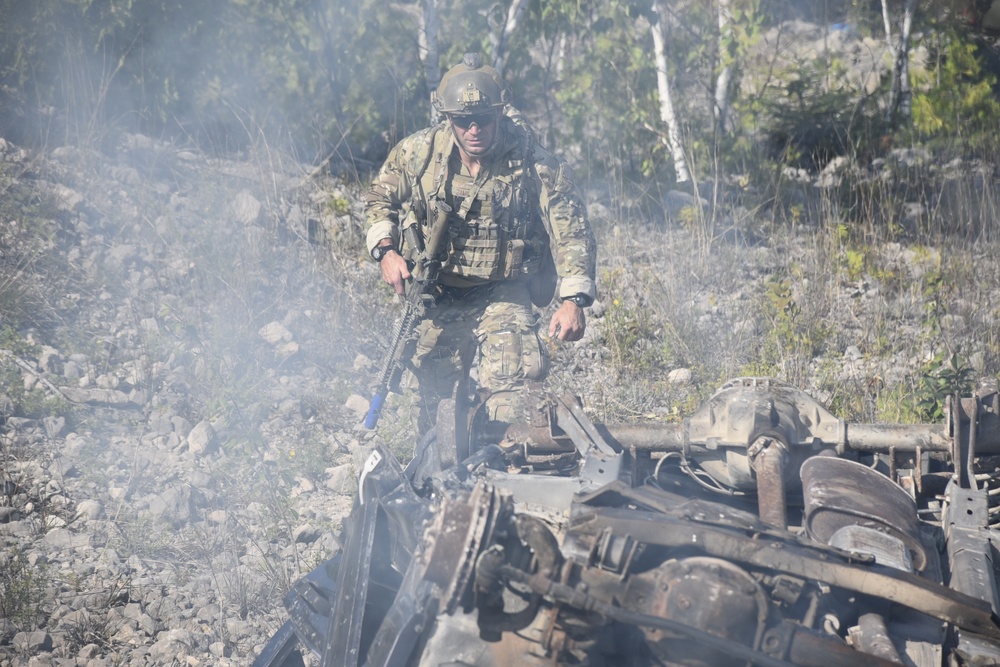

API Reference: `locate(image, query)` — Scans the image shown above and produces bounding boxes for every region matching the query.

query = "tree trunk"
[651,0,690,182]
[423,0,442,124]
[392,0,442,125]
[714,0,733,136]
[490,0,529,77]
[884,0,916,127]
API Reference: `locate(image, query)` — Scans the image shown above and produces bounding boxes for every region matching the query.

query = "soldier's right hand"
[380,251,411,296]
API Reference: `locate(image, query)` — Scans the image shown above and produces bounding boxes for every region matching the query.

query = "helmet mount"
[433,52,509,116]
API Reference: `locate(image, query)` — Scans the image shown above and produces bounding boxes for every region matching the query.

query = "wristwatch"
[371,244,398,262]
[563,294,591,308]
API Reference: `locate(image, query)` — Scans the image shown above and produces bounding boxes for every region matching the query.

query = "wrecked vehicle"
[251,377,1000,666]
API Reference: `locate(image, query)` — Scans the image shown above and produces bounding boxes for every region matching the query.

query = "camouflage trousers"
[402,280,549,435]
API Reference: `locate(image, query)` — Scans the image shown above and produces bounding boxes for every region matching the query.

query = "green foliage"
[915,350,975,420]
[598,267,671,376]
[0,546,48,628]
[756,273,829,384]
[910,27,1000,150]
[753,55,886,169]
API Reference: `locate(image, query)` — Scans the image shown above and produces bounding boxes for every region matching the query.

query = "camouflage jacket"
[365,116,596,302]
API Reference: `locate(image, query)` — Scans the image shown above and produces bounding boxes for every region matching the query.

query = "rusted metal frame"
[749,436,789,529]
[569,506,1000,640]
[553,394,617,457]
[762,619,903,667]
[497,564,802,667]
[943,476,1000,663]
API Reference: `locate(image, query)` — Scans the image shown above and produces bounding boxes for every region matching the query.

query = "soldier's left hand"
[549,301,586,342]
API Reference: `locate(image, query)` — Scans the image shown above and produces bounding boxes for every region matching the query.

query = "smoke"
[0,1,323,156]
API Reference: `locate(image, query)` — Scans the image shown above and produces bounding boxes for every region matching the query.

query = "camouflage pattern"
[365,113,595,430]
[401,281,548,433]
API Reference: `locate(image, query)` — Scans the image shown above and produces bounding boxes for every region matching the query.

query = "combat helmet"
[433,53,509,115]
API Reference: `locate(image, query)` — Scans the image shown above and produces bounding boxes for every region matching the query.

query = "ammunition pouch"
[502,240,526,279]
[501,238,556,306]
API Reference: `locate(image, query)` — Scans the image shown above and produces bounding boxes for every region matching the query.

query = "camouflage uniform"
[365,115,596,431]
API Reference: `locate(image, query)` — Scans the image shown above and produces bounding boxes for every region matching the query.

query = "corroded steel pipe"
[750,437,788,530]
[596,423,686,451]
[496,422,961,456]
[845,424,950,453]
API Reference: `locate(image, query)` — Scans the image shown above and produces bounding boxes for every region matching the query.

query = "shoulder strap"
[407,125,440,186]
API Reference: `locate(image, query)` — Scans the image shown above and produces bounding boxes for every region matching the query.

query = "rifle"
[364,200,453,429]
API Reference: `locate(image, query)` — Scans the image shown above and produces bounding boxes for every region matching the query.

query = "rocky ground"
[0,117,998,667]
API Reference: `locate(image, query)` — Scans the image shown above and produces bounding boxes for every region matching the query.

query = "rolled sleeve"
[366,221,397,255]
[532,154,597,302]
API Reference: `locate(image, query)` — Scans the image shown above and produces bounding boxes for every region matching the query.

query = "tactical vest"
[404,120,547,287]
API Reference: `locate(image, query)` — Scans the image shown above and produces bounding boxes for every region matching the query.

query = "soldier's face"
[448,111,499,158]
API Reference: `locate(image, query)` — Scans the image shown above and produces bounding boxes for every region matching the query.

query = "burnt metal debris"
[251,377,1000,667]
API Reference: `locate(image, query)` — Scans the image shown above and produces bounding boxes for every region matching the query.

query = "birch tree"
[882,0,917,127]
[488,0,529,77]
[392,0,443,124]
[650,0,690,182]
[714,0,734,136]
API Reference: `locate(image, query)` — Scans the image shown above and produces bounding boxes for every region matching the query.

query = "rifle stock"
[364,201,453,429]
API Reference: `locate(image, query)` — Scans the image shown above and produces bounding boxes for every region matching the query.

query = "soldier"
[365,52,597,433]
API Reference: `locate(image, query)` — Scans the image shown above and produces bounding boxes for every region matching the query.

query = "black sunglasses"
[449,112,498,130]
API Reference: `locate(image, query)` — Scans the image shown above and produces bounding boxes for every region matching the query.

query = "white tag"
[358,450,383,505]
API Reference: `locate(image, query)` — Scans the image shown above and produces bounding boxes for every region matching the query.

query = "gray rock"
[0,618,17,642]
[43,416,66,438]
[147,628,197,665]
[188,470,214,489]
[667,368,693,385]
[275,341,301,359]
[42,528,92,549]
[60,388,132,408]
[12,630,52,654]
[258,321,293,345]
[107,244,137,265]
[293,524,321,544]
[206,509,228,525]
[229,190,262,226]
[75,499,105,521]
[0,393,13,417]
[51,183,85,213]
[38,347,63,375]
[76,644,100,661]
[62,360,82,379]
[148,411,174,437]
[325,464,356,495]
[187,420,218,457]
[344,394,370,417]
[146,485,195,525]
[171,416,193,438]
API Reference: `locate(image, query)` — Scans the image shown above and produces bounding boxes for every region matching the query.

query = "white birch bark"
[651,0,690,182]
[423,0,442,124]
[489,0,529,77]
[883,0,916,125]
[392,0,442,124]
[714,0,733,135]
[898,0,915,119]
[555,33,568,81]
